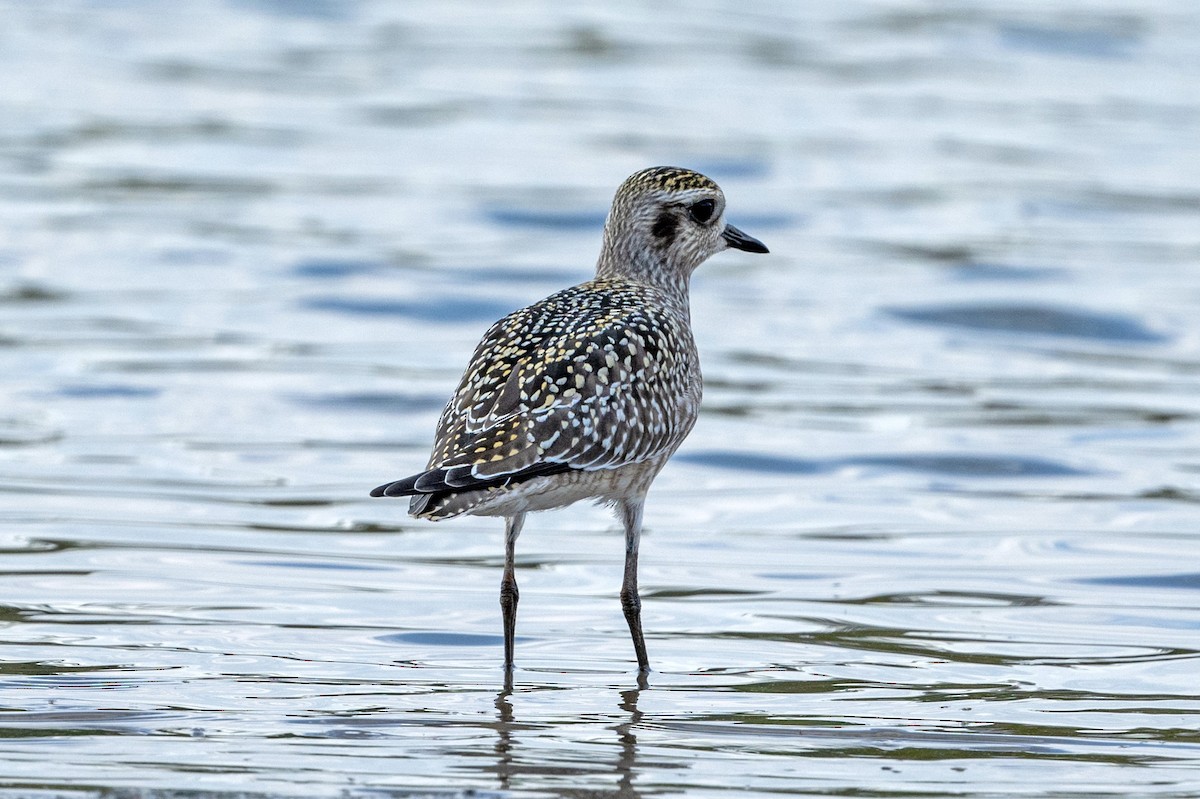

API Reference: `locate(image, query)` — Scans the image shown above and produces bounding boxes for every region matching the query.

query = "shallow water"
[2,0,1200,796]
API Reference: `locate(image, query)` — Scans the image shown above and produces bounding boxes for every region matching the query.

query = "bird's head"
[597,166,768,288]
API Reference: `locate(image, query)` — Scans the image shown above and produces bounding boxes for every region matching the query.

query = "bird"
[370,166,768,673]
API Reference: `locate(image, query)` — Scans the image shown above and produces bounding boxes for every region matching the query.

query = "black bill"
[723,224,769,254]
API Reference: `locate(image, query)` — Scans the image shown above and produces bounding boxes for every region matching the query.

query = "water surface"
[2,1,1200,796]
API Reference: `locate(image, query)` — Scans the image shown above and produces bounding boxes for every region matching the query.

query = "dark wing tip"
[371,461,576,500]
[370,472,423,498]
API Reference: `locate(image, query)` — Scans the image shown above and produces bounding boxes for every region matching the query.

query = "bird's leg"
[617,497,650,671]
[500,513,525,670]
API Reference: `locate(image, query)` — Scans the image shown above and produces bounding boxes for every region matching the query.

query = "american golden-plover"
[371,166,768,672]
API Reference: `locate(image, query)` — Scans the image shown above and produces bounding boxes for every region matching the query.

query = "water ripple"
[2,1,1200,796]
[997,22,1141,59]
[301,295,515,323]
[290,259,384,279]
[887,304,1168,343]
[678,450,1089,477]
[1079,573,1200,590]
[286,391,446,414]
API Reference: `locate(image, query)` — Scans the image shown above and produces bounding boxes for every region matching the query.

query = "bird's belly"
[469,460,666,517]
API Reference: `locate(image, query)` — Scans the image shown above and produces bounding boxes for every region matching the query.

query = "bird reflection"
[490,673,648,797]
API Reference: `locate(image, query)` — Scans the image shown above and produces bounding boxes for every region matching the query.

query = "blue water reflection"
[887,304,1168,343]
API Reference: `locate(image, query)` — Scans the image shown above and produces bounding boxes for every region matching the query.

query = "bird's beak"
[723,224,769,254]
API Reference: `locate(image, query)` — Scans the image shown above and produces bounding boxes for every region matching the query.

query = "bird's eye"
[688,199,716,225]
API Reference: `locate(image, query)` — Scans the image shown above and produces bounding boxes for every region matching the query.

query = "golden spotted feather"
[372,278,701,517]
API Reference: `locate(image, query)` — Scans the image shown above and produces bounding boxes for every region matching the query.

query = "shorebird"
[371,166,768,672]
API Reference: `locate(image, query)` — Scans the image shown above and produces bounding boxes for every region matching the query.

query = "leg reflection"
[493,686,515,791]
[491,676,649,797]
[614,674,647,798]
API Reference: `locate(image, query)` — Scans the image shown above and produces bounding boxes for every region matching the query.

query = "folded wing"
[370,282,698,514]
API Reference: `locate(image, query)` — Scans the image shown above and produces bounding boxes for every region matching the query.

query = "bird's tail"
[370,461,575,518]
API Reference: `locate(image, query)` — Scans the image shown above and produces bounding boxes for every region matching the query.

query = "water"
[2,0,1200,796]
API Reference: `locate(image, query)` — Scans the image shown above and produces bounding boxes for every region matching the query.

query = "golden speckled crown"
[621,166,720,194]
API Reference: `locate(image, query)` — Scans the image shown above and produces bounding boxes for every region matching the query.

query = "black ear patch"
[652,211,677,243]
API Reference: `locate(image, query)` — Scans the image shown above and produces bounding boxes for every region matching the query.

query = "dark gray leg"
[500,513,525,670]
[617,497,649,671]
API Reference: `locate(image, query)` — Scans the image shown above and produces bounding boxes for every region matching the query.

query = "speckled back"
[425,278,701,496]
